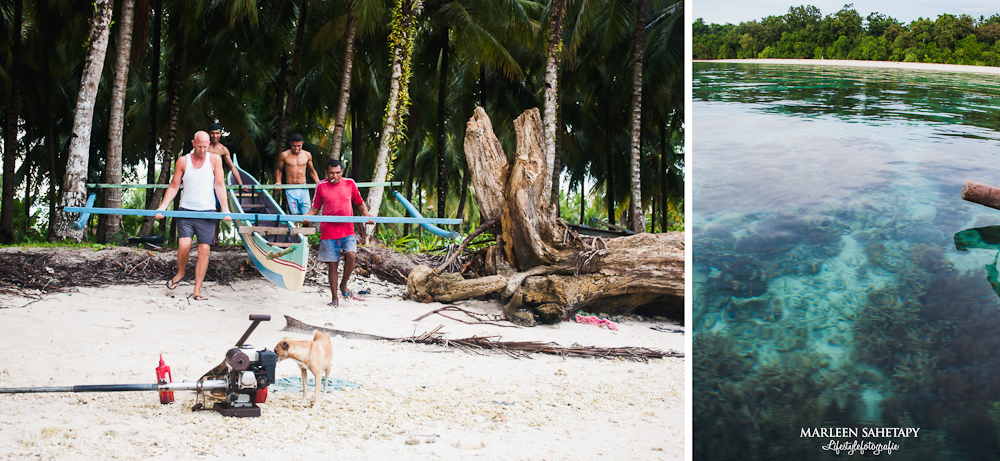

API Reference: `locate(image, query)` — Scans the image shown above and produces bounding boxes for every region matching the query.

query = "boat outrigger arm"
[70,189,464,239]
[66,201,462,229]
[392,190,460,239]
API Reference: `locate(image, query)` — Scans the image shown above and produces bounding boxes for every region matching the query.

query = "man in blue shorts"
[155,131,233,301]
[275,133,320,215]
[301,160,373,307]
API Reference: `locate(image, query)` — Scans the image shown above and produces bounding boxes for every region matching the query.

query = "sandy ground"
[696,58,1000,75]
[0,272,684,460]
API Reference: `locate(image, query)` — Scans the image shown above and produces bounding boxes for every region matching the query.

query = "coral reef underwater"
[694,199,1000,460]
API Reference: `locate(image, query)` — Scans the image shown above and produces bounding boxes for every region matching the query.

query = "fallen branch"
[413,305,520,328]
[283,316,681,361]
[397,326,683,362]
[435,215,501,273]
[283,315,396,341]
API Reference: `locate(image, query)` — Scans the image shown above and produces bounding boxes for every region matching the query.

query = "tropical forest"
[0,0,683,246]
[694,4,1000,65]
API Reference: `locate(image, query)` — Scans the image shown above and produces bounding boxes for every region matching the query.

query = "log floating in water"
[962,180,1000,211]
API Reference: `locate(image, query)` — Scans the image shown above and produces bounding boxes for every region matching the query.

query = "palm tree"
[1,0,23,244]
[627,0,648,232]
[329,8,358,162]
[366,0,423,241]
[98,0,138,243]
[52,0,114,241]
[542,0,568,216]
[275,0,309,156]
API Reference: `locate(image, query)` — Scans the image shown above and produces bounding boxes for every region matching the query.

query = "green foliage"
[694,7,1000,69]
[1,241,113,250]
[373,225,466,253]
[8,198,47,244]
[2,0,681,244]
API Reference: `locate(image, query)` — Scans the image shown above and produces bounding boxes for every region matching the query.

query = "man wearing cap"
[155,131,233,301]
[202,123,245,243]
[275,133,320,215]
[206,123,245,189]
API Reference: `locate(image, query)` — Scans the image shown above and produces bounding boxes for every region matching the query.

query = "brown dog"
[274,330,333,404]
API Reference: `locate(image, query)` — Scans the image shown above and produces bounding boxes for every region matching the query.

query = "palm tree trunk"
[660,122,669,232]
[330,9,357,161]
[549,99,562,208]
[437,26,450,219]
[579,180,584,225]
[46,104,57,242]
[52,0,114,241]
[1,0,23,244]
[351,91,364,179]
[404,136,421,236]
[23,162,32,238]
[456,164,470,230]
[146,0,161,209]
[277,0,308,155]
[605,109,615,225]
[274,55,288,159]
[98,0,136,243]
[542,0,567,216]
[45,21,57,241]
[139,6,182,237]
[628,0,647,233]
[366,0,423,242]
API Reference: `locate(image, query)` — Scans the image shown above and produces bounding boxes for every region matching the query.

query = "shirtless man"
[207,123,245,189]
[275,133,320,215]
[202,123,246,243]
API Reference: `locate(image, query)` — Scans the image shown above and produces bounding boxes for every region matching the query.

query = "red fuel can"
[156,354,175,404]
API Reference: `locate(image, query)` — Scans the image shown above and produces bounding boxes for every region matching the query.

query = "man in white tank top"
[154,131,233,301]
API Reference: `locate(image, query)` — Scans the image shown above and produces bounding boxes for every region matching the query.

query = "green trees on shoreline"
[694,4,1000,66]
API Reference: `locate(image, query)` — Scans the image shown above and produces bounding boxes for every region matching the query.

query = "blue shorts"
[177,208,217,245]
[318,235,357,263]
[285,188,312,215]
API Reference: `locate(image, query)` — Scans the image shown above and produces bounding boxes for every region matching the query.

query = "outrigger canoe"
[227,156,309,292]
[67,160,463,293]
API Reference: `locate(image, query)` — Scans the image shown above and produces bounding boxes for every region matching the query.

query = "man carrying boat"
[206,123,245,190]
[275,133,320,215]
[301,160,373,307]
[155,131,233,301]
[205,123,247,243]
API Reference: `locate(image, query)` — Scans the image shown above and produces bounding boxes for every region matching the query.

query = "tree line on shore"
[694,4,1000,65]
[0,0,683,245]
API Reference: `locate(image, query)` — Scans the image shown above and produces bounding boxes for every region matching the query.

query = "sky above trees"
[695,0,999,26]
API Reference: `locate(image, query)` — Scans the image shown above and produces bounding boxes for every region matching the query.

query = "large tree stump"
[406,265,507,303]
[407,107,685,326]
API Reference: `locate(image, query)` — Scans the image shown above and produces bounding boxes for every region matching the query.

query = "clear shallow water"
[694,63,1000,460]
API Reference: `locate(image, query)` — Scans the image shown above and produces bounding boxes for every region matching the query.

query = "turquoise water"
[694,63,1000,460]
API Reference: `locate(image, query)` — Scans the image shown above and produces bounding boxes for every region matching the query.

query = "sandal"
[328,301,338,308]
[192,295,208,301]
[166,278,180,290]
[341,289,365,302]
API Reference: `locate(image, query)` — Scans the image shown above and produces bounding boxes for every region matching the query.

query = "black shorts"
[177,208,217,245]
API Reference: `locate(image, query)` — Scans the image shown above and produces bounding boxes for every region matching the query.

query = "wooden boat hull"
[227,157,309,292]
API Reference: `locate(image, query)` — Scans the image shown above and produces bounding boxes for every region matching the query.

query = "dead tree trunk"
[407,107,684,326]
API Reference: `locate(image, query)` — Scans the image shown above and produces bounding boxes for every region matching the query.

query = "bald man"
[155,131,233,301]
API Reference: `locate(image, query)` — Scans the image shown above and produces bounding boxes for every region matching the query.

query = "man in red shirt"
[302,160,373,307]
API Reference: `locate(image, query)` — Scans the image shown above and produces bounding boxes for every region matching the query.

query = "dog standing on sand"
[274,330,333,404]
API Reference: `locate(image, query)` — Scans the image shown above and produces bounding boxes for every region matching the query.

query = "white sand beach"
[697,59,1000,76]
[0,252,684,460]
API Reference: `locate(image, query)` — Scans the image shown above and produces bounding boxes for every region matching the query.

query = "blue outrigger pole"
[391,190,460,239]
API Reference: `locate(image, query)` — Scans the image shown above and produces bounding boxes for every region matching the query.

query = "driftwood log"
[406,107,684,326]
